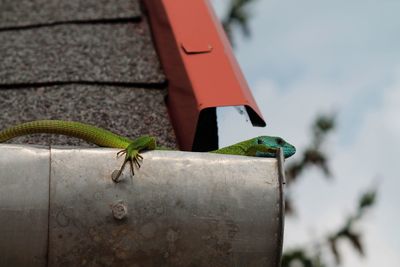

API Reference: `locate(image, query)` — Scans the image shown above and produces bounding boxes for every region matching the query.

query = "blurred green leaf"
[329,237,341,264]
[222,0,257,44]
[282,249,314,267]
[347,231,364,256]
[314,114,335,134]
[359,190,377,210]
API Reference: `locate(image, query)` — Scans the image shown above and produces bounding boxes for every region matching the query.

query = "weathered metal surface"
[276,148,286,267]
[0,144,49,267]
[0,145,284,266]
[48,148,284,267]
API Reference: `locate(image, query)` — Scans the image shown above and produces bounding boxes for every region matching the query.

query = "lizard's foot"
[112,146,143,182]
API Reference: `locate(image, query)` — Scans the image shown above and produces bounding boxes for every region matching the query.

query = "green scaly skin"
[0,120,296,181]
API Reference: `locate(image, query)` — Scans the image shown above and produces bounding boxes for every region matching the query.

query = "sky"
[211,1,400,266]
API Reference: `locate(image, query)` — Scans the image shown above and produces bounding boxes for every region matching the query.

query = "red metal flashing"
[143,0,266,150]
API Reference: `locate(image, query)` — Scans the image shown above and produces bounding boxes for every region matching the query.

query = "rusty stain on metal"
[143,0,266,150]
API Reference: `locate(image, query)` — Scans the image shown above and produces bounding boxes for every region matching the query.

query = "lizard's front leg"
[113,144,143,182]
[112,136,157,182]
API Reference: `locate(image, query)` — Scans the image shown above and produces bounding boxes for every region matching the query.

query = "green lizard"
[0,120,296,181]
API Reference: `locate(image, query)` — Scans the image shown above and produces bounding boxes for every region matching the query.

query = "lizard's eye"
[257,138,263,144]
[276,138,284,145]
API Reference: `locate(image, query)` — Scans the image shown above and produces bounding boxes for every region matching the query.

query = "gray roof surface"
[0,0,141,28]
[0,22,165,84]
[0,0,177,149]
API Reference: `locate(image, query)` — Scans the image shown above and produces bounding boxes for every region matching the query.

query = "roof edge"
[142,0,266,150]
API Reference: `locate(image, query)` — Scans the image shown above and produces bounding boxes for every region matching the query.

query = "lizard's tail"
[0,120,132,149]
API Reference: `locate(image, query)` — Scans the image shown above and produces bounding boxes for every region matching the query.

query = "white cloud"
[232,0,400,84]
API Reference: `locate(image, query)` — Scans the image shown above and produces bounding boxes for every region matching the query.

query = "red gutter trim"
[143,0,266,150]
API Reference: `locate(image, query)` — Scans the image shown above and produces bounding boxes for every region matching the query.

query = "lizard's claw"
[113,147,143,183]
[117,149,126,157]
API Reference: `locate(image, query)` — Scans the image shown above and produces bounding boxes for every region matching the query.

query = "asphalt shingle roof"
[0,0,177,149]
[0,22,165,84]
[0,0,141,28]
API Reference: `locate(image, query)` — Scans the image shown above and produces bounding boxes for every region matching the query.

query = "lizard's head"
[256,136,296,158]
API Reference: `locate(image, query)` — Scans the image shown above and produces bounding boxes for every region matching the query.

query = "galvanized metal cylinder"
[0,145,49,267]
[0,145,285,267]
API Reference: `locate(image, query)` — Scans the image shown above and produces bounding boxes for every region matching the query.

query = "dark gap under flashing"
[0,16,142,32]
[192,107,218,152]
[0,80,168,90]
